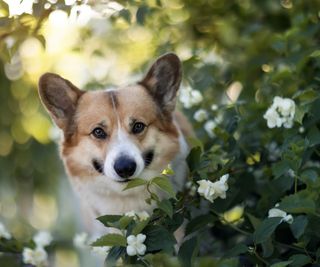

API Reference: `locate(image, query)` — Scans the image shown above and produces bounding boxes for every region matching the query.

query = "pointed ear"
[38,73,84,130]
[139,53,182,114]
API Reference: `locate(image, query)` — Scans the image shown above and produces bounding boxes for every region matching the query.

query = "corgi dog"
[38,53,193,233]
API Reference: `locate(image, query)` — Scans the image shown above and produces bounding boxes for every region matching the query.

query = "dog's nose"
[114,156,137,178]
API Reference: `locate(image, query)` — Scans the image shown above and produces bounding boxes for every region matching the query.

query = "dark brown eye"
[132,122,146,134]
[92,127,107,139]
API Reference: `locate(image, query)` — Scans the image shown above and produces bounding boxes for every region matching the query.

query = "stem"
[274,241,316,256]
[294,174,298,194]
[137,256,151,267]
[254,248,269,266]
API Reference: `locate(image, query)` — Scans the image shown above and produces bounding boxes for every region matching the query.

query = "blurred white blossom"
[126,234,147,256]
[204,120,217,137]
[266,142,281,161]
[3,0,34,17]
[65,0,77,5]
[0,222,11,239]
[91,246,110,257]
[22,247,48,267]
[197,174,229,203]
[264,96,295,128]
[193,109,208,122]
[125,211,149,221]
[137,211,150,221]
[73,232,89,249]
[268,208,293,224]
[211,104,218,111]
[179,86,203,108]
[33,231,52,248]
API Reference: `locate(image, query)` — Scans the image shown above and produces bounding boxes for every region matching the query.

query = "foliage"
[0,0,320,266]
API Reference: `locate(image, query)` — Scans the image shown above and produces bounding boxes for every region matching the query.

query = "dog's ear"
[140,53,182,114]
[38,73,84,130]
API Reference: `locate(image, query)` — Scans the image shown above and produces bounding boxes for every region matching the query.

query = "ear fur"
[38,73,84,130]
[139,53,182,115]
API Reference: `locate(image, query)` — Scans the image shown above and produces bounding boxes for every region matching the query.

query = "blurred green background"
[0,0,319,266]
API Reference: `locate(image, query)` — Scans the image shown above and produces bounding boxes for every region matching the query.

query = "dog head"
[38,53,182,192]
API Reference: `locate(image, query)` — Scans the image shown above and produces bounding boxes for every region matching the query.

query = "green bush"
[0,0,320,266]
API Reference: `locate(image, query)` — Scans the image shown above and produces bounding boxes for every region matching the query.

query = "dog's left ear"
[140,53,182,114]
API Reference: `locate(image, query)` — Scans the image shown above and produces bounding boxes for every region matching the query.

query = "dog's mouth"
[143,150,154,167]
[92,159,104,174]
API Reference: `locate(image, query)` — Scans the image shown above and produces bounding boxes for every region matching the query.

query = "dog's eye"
[92,127,107,139]
[132,122,146,134]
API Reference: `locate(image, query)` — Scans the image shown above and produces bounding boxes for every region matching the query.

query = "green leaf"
[152,176,176,199]
[278,193,316,214]
[123,178,147,191]
[97,215,122,227]
[289,215,308,239]
[293,105,306,124]
[186,214,215,235]
[223,243,247,258]
[187,137,204,152]
[178,237,199,267]
[307,126,320,146]
[309,50,320,58]
[119,216,134,229]
[300,169,320,188]
[132,219,150,235]
[270,260,292,267]
[288,254,311,267]
[118,9,131,23]
[157,199,173,218]
[293,88,318,103]
[136,5,148,25]
[261,238,274,258]
[272,161,290,178]
[186,146,202,172]
[253,217,282,244]
[143,225,176,253]
[105,246,125,266]
[246,213,261,230]
[92,234,126,247]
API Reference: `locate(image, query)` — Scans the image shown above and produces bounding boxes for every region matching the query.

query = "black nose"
[114,156,137,178]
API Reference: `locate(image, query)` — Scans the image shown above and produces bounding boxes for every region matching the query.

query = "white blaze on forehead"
[103,90,145,180]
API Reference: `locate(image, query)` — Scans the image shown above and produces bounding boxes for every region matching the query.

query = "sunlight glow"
[3,0,34,17]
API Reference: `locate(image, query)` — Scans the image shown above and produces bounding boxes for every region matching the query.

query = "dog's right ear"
[38,73,84,130]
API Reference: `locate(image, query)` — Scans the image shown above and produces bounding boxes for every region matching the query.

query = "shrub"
[0,1,320,266]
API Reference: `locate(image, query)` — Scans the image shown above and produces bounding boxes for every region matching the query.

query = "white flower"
[197,180,215,202]
[73,232,89,249]
[179,86,203,109]
[126,234,147,256]
[268,208,293,224]
[204,120,217,137]
[190,90,203,105]
[0,222,11,240]
[193,109,208,122]
[91,246,110,257]
[197,174,229,203]
[3,0,34,17]
[33,231,52,248]
[65,0,77,5]
[136,211,150,221]
[125,211,149,221]
[125,211,136,218]
[211,104,218,111]
[22,247,48,267]
[264,96,295,129]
